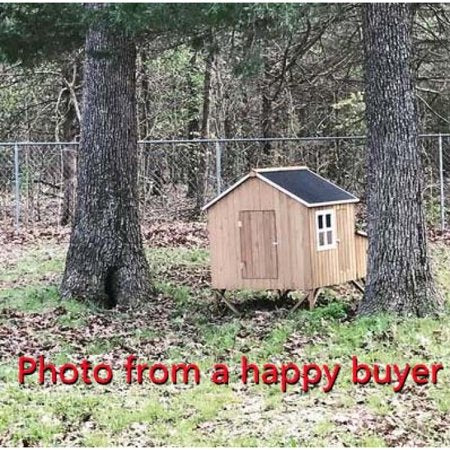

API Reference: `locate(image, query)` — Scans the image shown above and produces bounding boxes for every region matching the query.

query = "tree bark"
[137,50,163,197]
[60,62,80,227]
[201,47,214,139]
[60,17,151,307]
[359,4,442,317]
[60,148,77,226]
[260,55,273,158]
[187,47,214,217]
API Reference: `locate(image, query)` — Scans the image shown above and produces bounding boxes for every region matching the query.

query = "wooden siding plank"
[309,204,358,287]
[239,210,278,279]
[355,233,368,279]
[209,175,355,291]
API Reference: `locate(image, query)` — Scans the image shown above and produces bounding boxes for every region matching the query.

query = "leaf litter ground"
[0,221,449,446]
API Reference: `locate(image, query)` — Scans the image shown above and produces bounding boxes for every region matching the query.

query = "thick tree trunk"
[60,20,151,307]
[359,4,442,317]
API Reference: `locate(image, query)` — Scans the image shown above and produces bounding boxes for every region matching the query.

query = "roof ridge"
[254,165,308,173]
[202,166,359,211]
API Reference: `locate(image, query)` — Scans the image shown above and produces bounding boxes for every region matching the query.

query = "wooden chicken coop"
[203,166,368,312]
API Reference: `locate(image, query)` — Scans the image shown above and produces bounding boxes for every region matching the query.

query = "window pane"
[319,232,324,246]
[326,214,331,228]
[318,215,323,229]
[327,230,333,244]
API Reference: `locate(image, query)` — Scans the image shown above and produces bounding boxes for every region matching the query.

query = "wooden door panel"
[239,210,278,279]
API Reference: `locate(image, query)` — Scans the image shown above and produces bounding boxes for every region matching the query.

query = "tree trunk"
[197,46,214,213]
[187,47,214,218]
[137,49,163,197]
[60,62,80,227]
[359,4,442,317]
[201,47,214,139]
[60,148,77,226]
[260,56,272,159]
[60,18,151,307]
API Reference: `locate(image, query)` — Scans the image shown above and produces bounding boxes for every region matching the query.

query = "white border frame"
[315,208,337,251]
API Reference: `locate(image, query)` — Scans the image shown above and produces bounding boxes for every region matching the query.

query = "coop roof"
[202,166,359,210]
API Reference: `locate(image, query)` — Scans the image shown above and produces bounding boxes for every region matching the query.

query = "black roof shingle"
[203,166,358,210]
[258,168,357,205]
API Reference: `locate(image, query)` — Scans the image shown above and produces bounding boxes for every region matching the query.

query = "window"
[316,209,336,250]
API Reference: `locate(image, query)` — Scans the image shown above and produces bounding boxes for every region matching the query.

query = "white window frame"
[315,209,336,251]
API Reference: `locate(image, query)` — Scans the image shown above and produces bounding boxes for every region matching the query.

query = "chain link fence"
[0,135,448,233]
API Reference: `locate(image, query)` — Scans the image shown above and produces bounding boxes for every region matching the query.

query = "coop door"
[239,210,278,279]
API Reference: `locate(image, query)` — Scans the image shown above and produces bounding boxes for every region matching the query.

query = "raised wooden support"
[307,288,321,310]
[351,280,365,294]
[215,289,240,315]
[291,294,307,312]
[214,288,324,314]
[291,288,320,312]
[278,289,291,301]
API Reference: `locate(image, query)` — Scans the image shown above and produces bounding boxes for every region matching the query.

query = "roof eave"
[203,168,360,211]
[202,174,251,211]
[256,173,359,208]
[307,198,360,207]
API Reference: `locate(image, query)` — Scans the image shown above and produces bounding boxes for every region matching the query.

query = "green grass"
[0,243,449,446]
[366,393,393,416]
[258,321,296,358]
[201,320,242,356]
[0,284,62,312]
[155,280,192,306]
[434,242,450,303]
[148,247,209,273]
[81,432,110,447]
[0,246,64,286]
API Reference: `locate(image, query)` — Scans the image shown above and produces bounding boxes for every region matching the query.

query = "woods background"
[0,3,449,231]
[0,4,449,446]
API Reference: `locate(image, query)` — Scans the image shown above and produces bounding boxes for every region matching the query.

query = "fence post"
[438,134,445,232]
[14,143,20,232]
[215,141,222,196]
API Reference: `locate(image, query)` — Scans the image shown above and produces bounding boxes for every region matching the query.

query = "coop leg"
[302,288,320,310]
[215,289,240,315]
[351,280,365,294]
[291,295,307,312]
[279,290,291,301]
[307,288,321,310]
[291,292,307,312]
